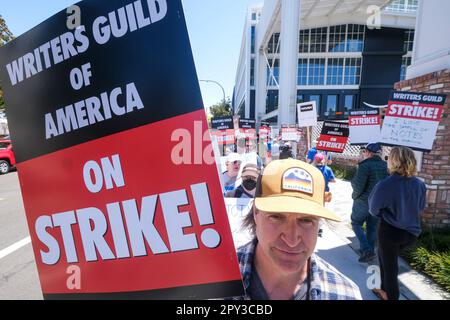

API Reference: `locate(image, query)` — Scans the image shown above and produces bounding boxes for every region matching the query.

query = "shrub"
[402,229,450,294]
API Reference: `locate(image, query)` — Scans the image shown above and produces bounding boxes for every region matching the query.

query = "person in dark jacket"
[351,143,388,263]
[279,142,293,160]
[369,147,426,300]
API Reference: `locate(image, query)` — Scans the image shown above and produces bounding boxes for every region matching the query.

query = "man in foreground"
[230,159,362,300]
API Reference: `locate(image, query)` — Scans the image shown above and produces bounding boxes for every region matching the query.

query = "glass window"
[297,59,308,85]
[250,59,255,86]
[404,30,414,52]
[385,0,418,12]
[346,24,364,52]
[266,90,279,113]
[268,33,280,54]
[308,58,325,85]
[400,56,412,81]
[251,26,256,54]
[297,92,304,104]
[327,58,344,85]
[251,13,257,21]
[325,95,338,117]
[309,95,321,116]
[344,95,355,116]
[299,29,310,53]
[267,59,280,86]
[310,27,327,53]
[344,58,362,85]
[329,25,346,52]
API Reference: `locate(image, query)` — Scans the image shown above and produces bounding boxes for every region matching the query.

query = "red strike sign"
[18,112,242,298]
[387,103,443,121]
[211,129,235,145]
[349,115,381,126]
[317,136,348,153]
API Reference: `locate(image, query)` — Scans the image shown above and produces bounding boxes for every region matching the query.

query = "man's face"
[227,160,241,177]
[254,209,319,274]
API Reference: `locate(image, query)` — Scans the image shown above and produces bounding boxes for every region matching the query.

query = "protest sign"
[380,91,446,151]
[281,127,299,141]
[210,117,235,145]
[0,0,242,299]
[238,118,256,139]
[224,198,252,249]
[349,109,381,145]
[297,101,317,127]
[317,122,349,153]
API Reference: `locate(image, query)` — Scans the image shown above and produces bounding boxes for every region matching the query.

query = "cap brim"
[254,196,342,222]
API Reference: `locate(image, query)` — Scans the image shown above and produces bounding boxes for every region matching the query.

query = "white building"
[233,0,418,126]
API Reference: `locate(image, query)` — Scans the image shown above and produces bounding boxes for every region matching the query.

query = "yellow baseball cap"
[254,159,342,222]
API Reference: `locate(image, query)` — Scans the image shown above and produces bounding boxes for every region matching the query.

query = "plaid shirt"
[229,239,362,300]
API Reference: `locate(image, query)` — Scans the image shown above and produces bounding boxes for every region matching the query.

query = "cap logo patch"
[282,168,313,194]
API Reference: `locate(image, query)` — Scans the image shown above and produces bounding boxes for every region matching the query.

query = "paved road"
[0,172,42,300]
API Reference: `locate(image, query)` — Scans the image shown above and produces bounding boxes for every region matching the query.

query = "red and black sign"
[317,122,349,153]
[0,0,243,300]
[238,118,256,139]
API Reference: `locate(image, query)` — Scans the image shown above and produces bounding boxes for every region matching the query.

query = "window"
[344,58,362,85]
[404,30,414,52]
[327,58,344,85]
[299,29,310,53]
[251,26,256,54]
[344,95,355,116]
[325,95,338,117]
[268,33,280,54]
[297,93,305,104]
[329,25,346,52]
[310,27,327,53]
[385,0,418,12]
[267,59,280,86]
[266,90,279,113]
[251,13,257,21]
[346,25,365,52]
[309,95,321,116]
[308,58,325,85]
[250,59,255,86]
[297,59,308,85]
[400,56,412,81]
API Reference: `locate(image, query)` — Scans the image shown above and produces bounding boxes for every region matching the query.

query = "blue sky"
[1,0,262,110]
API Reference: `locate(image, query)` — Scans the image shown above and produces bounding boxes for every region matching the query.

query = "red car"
[0,139,16,174]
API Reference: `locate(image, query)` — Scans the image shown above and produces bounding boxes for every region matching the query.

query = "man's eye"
[269,215,283,221]
[299,218,314,224]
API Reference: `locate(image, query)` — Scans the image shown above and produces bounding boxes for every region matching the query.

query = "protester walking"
[351,143,388,263]
[369,147,426,300]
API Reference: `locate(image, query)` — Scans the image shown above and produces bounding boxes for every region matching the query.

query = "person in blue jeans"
[351,143,388,263]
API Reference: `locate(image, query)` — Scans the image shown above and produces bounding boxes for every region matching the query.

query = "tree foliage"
[209,97,232,118]
[0,15,14,112]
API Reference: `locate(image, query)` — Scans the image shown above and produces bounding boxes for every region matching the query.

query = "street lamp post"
[199,79,226,103]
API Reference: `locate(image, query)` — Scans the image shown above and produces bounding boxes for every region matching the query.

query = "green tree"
[209,97,232,118]
[0,15,14,112]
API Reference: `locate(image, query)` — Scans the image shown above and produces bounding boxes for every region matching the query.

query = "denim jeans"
[351,199,379,254]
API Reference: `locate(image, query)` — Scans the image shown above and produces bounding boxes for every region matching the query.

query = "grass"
[401,229,450,294]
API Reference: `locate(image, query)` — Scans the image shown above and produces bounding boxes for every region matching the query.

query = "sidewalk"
[324,179,448,300]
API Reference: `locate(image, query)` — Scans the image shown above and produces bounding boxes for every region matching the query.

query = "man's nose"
[281,220,302,247]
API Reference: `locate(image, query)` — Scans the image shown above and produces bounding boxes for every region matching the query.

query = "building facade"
[233,0,417,126]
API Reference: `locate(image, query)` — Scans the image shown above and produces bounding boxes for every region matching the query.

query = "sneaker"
[358,251,376,263]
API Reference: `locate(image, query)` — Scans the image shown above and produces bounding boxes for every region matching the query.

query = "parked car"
[0,139,16,174]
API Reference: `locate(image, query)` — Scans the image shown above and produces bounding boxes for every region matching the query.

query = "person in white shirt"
[221,153,242,195]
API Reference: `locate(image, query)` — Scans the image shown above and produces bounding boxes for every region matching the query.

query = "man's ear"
[253,205,259,223]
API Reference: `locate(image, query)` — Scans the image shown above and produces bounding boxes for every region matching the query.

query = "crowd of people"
[219,140,426,301]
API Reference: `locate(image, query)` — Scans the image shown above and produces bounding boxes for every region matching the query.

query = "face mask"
[242,179,257,191]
